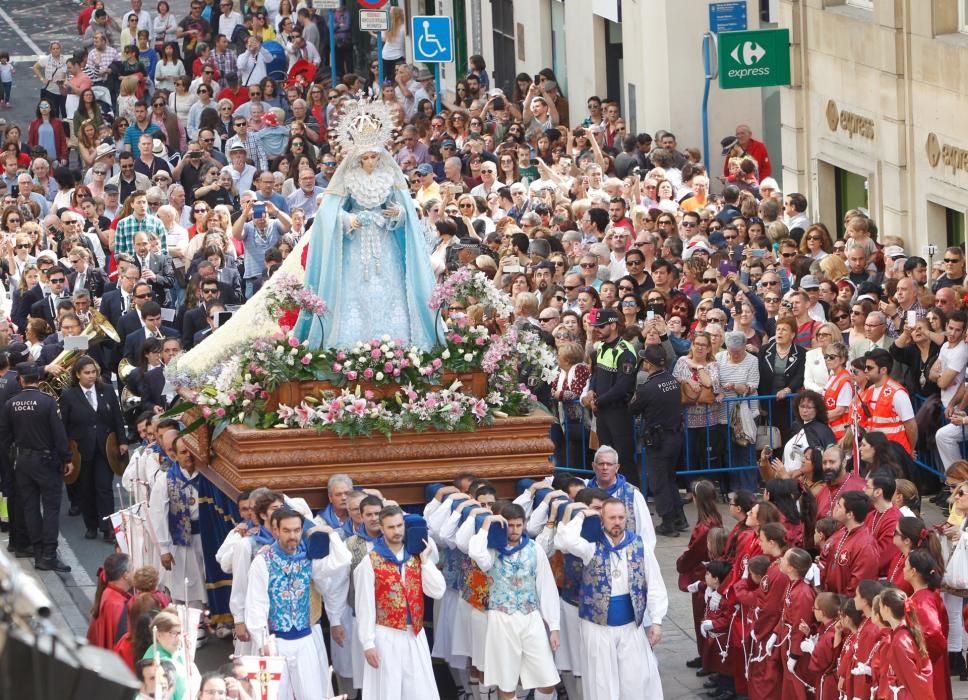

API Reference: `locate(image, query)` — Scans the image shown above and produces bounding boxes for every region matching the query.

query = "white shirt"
[868,383,915,421]
[938,340,968,408]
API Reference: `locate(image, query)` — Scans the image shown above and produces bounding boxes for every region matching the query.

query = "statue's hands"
[382,205,400,219]
[349,216,362,230]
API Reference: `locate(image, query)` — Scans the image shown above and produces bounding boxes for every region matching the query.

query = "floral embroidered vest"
[487,542,538,615]
[614,483,638,533]
[345,535,371,611]
[263,544,312,634]
[440,546,462,591]
[578,536,648,626]
[459,552,490,611]
[370,551,425,635]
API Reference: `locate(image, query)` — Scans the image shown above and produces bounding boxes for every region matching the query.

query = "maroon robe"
[747,559,786,700]
[85,584,132,649]
[851,621,888,700]
[837,628,859,700]
[883,625,936,700]
[911,588,951,700]
[814,474,866,519]
[701,585,736,675]
[886,551,914,595]
[864,505,901,577]
[820,524,879,596]
[806,620,842,700]
[677,518,714,656]
[776,578,816,700]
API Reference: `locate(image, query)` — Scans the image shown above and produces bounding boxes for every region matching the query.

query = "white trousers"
[330,606,355,678]
[470,608,488,669]
[936,422,967,470]
[579,619,662,700]
[277,628,334,700]
[483,610,560,692]
[431,588,466,668]
[555,601,582,675]
[451,598,475,659]
[163,534,206,605]
[944,591,965,652]
[362,625,440,700]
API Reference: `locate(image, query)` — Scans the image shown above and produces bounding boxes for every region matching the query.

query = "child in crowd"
[0,52,13,109]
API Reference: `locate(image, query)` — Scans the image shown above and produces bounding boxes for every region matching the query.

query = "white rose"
[441,349,451,359]
[376,372,384,381]
[464,353,473,362]
[345,360,353,367]
[242,399,251,407]
[380,344,389,353]
[382,335,391,342]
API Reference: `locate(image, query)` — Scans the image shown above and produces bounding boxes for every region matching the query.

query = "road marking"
[0,7,44,57]
[10,55,42,63]
[58,533,96,595]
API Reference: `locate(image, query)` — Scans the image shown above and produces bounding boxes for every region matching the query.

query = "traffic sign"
[316,0,340,9]
[411,15,454,63]
[358,0,389,8]
[709,1,747,33]
[717,28,791,89]
[360,9,389,31]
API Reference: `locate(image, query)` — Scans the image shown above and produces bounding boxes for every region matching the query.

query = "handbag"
[680,381,715,406]
[943,526,968,597]
[730,401,756,446]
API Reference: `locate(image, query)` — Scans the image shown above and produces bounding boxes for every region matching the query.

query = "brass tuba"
[39,310,120,396]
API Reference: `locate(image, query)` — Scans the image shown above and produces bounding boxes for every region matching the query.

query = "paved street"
[6,483,968,700]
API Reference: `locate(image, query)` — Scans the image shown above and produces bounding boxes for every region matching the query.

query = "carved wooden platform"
[182,409,555,508]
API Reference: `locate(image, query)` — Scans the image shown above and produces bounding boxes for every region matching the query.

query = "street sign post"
[411,16,454,113]
[708,1,747,33]
[717,28,791,89]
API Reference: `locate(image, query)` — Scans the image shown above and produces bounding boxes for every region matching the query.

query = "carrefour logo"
[728,40,770,78]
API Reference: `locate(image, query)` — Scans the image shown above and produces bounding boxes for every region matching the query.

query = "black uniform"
[588,335,638,484]
[0,384,72,566]
[0,370,27,553]
[630,367,685,526]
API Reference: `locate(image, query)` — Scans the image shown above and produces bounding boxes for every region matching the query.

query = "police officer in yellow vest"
[581,308,639,485]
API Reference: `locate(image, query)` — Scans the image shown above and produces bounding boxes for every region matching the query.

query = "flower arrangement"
[429,267,514,319]
[169,269,557,440]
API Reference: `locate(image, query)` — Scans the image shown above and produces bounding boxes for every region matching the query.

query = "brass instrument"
[38,310,120,396]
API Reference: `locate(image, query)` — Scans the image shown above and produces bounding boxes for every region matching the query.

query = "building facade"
[780,0,968,255]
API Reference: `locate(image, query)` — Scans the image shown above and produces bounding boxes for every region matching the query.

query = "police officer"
[0,363,75,571]
[630,345,685,536]
[582,308,639,484]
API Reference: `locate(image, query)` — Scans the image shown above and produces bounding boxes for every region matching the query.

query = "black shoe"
[13,547,32,558]
[696,668,715,677]
[686,656,703,668]
[703,677,718,688]
[950,651,965,677]
[68,504,81,517]
[674,517,690,533]
[35,556,71,573]
[84,529,98,540]
[655,522,679,537]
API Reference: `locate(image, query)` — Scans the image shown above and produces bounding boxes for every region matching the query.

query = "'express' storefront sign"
[926,132,968,174]
[825,100,875,139]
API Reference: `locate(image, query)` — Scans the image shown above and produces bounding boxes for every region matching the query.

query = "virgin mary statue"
[293,96,441,350]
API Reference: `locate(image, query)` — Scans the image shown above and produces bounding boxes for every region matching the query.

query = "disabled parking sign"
[411,15,454,63]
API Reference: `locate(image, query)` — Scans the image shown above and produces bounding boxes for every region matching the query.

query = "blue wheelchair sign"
[411,15,454,63]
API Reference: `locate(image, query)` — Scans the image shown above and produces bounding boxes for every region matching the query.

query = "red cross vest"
[824,368,852,440]
[860,378,913,454]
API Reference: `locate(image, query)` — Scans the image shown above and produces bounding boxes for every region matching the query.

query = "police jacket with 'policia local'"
[589,337,637,409]
[629,368,682,430]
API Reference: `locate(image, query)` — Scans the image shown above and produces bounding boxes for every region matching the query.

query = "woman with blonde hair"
[674,330,724,479]
[819,253,849,282]
[117,76,142,123]
[766,220,789,244]
[803,321,843,392]
[380,6,407,78]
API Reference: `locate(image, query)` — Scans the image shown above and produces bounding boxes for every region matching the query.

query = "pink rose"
[383,362,393,373]
[371,348,382,359]
[202,407,212,418]
[288,336,301,347]
[432,358,443,369]
[336,351,346,361]
[394,349,404,358]
[301,354,312,365]
[401,359,410,368]
[475,336,486,346]
[363,368,374,380]
[364,390,375,400]
[333,363,343,372]
[227,392,237,403]
[347,370,358,381]
[215,407,226,417]
[393,369,401,377]
[370,339,380,348]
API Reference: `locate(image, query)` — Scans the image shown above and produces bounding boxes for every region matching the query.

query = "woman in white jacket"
[803,321,842,393]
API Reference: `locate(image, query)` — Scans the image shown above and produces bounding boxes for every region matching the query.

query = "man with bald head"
[728,123,771,180]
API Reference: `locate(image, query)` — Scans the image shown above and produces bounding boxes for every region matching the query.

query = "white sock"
[534,690,556,700]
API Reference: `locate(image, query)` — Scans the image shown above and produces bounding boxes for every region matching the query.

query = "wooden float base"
[182,410,555,508]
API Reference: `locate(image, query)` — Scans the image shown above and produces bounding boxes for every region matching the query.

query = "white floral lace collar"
[343,167,395,209]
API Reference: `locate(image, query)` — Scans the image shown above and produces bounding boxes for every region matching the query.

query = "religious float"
[168,98,556,506]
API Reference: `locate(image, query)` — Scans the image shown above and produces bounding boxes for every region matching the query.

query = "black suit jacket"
[122,326,178,362]
[180,305,208,350]
[59,382,125,462]
[99,290,129,331]
[139,365,170,414]
[193,327,212,347]
[29,295,59,327]
[135,253,176,307]
[217,267,243,305]
[116,309,144,344]
[68,266,109,299]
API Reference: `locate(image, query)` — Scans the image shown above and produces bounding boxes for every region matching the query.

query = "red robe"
[806,621,842,700]
[910,588,951,700]
[723,524,756,592]
[820,524,879,596]
[850,620,888,700]
[815,474,867,519]
[725,532,762,694]
[85,584,132,649]
[747,560,787,700]
[864,505,901,577]
[837,629,859,700]
[776,578,816,700]
[886,551,914,595]
[871,629,893,700]
[701,586,736,675]
[676,518,714,656]
[883,626,936,700]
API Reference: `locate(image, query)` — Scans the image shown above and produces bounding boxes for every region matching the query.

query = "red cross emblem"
[245,658,283,700]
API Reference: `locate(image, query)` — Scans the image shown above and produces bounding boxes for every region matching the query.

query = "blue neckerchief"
[372,536,411,570]
[499,533,530,558]
[252,525,275,546]
[271,540,307,562]
[589,474,627,497]
[354,522,379,543]
[600,529,636,555]
[318,504,348,531]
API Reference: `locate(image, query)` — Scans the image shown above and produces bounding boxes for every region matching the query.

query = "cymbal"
[65,440,81,485]
[106,433,128,476]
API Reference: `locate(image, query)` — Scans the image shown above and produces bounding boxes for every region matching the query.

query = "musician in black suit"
[122,301,177,363]
[192,303,224,347]
[132,232,176,307]
[180,278,222,350]
[116,281,159,345]
[195,260,240,305]
[99,263,142,332]
[59,355,127,541]
[128,337,181,415]
[66,247,109,300]
[29,267,71,328]
[39,313,109,377]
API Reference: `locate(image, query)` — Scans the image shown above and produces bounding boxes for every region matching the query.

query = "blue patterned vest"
[440,546,462,591]
[487,541,539,615]
[560,553,584,607]
[578,534,648,626]
[262,543,313,636]
[589,476,638,533]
